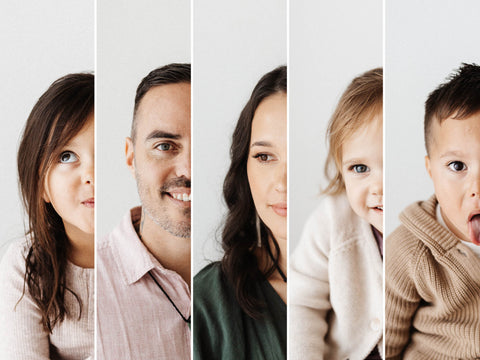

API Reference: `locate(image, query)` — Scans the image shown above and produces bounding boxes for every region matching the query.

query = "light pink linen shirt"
[97,207,191,359]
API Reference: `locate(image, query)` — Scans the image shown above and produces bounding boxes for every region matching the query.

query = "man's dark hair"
[424,63,480,153]
[131,63,191,143]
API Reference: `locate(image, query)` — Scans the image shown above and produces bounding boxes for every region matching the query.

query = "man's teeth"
[171,193,191,202]
[377,206,383,211]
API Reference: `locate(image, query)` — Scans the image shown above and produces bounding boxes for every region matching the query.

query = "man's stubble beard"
[135,170,191,238]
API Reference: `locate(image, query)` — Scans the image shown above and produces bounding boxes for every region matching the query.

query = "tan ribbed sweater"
[0,240,94,359]
[386,195,480,359]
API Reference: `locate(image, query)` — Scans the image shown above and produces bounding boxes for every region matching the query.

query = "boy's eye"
[156,143,172,151]
[351,164,369,173]
[59,151,78,163]
[448,161,467,172]
[253,153,274,162]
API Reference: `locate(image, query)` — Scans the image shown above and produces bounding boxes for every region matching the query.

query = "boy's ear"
[425,155,433,179]
[125,137,136,179]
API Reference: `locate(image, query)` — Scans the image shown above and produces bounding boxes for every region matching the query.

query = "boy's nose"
[470,178,480,198]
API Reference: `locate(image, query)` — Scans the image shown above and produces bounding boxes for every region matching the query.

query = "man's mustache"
[159,177,191,192]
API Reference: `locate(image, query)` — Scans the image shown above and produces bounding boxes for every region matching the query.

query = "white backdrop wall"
[385,0,480,235]
[289,0,382,252]
[193,0,287,274]
[97,0,190,237]
[0,1,94,260]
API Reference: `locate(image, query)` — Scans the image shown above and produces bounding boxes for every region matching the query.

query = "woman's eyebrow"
[145,130,181,141]
[250,141,272,148]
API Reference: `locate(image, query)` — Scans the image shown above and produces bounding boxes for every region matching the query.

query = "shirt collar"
[112,206,165,285]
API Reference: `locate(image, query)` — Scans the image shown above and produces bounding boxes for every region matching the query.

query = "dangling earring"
[256,213,262,247]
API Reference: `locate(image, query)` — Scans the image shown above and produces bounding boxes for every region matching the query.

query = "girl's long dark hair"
[221,65,286,318]
[17,73,94,333]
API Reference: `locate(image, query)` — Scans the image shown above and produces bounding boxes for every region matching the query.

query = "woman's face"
[43,114,95,240]
[247,92,287,242]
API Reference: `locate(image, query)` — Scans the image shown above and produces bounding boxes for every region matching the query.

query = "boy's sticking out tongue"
[468,214,480,246]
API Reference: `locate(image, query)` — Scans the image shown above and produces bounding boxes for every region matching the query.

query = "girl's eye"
[448,161,467,172]
[253,153,273,162]
[157,143,172,151]
[351,164,369,173]
[59,151,78,163]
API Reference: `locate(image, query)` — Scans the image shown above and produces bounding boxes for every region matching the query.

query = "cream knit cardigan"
[290,194,383,360]
[385,195,480,359]
[0,240,94,359]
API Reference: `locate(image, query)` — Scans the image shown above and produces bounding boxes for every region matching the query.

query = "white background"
[97,0,190,237]
[385,0,480,235]
[193,0,287,273]
[0,1,94,260]
[289,0,382,252]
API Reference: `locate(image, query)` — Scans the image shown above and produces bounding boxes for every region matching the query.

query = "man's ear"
[125,137,136,178]
[425,155,432,179]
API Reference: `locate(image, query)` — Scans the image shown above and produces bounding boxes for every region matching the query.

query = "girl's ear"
[42,187,51,203]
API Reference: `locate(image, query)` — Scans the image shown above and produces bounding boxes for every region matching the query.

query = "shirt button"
[370,318,381,332]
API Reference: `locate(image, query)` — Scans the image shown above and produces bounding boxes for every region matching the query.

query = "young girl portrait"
[0,73,94,360]
[290,68,383,360]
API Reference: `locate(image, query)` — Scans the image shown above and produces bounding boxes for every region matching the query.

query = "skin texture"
[125,82,191,285]
[43,115,95,268]
[425,111,480,245]
[341,114,383,233]
[247,92,287,302]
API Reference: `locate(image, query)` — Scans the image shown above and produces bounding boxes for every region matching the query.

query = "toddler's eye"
[351,164,369,173]
[59,151,78,163]
[253,153,274,162]
[156,143,172,151]
[448,161,466,172]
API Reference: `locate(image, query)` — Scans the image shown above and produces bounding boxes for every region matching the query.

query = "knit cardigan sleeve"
[289,203,333,360]
[385,225,423,359]
[0,241,51,359]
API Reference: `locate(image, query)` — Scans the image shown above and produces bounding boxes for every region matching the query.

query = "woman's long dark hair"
[221,65,286,318]
[17,73,94,333]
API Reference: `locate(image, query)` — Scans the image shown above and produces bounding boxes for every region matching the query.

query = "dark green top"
[193,262,286,360]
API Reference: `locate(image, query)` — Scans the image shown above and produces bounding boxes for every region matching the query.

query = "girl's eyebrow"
[342,158,365,166]
[250,141,272,148]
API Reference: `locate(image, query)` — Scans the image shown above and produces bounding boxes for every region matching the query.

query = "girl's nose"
[370,172,383,196]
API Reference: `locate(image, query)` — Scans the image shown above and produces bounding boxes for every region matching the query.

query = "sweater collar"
[399,195,460,256]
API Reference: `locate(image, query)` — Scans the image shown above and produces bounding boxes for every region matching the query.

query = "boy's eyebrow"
[145,130,181,142]
[251,141,273,148]
[439,150,465,158]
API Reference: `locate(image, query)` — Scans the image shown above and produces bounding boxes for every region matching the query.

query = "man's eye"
[448,161,466,172]
[59,151,78,163]
[157,143,171,151]
[351,164,369,173]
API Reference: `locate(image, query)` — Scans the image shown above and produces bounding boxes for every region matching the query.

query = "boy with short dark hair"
[386,63,480,359]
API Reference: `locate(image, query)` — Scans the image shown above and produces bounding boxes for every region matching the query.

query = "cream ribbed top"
[386,195,480,359]
[0,240,94,360]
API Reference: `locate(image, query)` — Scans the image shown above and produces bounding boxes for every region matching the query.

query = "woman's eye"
[254,153,273,162]
[59,151,78,163]
[157,143,172,151]
[448,161,466,172]
[351,164,369,173]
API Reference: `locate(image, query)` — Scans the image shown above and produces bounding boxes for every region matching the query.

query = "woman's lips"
[271,203,287,217]
[82,198,95,209]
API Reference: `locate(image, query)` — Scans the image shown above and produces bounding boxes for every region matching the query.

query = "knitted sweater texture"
[385,195,480,359]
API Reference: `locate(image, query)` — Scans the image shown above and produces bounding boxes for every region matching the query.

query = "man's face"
[127,82,191,238]
[426,111,480,245]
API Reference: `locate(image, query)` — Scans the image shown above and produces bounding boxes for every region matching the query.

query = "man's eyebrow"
[250,141,272,148]
[145,130,181,141]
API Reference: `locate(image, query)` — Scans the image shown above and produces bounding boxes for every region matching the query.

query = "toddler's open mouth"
[468,212,480,246]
